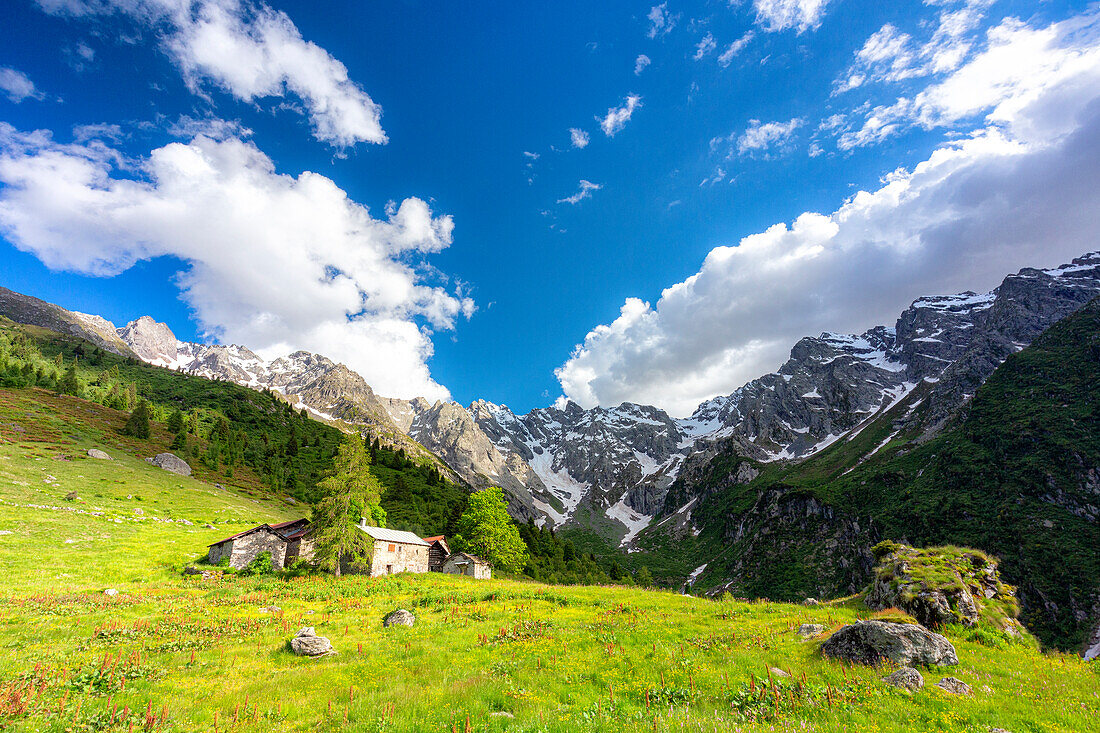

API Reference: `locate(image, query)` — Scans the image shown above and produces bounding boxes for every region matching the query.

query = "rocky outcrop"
[86,449,111,460]
[703,486,878,600]
[822,620,958,666]
[865,543,1018,630]
[146,453,191,476]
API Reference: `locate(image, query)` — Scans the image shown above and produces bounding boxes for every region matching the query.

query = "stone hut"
[441,552,492,580]
[423,535,450,572]
[206,518,313,570]
[348,522,430,576]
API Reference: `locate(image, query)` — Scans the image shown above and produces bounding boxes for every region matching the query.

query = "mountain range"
[4,252,1099,546]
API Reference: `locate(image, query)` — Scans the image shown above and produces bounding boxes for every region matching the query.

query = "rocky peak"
[117,315,180,365]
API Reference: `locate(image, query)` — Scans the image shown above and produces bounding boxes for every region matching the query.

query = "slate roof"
[208,518,309,547]
[447,551,490,566]
[357,524,430,547]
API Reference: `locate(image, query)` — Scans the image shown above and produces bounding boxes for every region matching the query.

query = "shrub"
[239,551,276,577]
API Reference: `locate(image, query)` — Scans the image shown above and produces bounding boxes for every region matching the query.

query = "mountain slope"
[661,296,1100,651]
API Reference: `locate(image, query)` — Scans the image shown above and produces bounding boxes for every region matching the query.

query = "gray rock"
[822,620,958,667]
[87,449,111,460]
[489,712,514,719]
[289,627,334,657]
[768,667,790,678]
[204,524,216,529]
[802,597,821,607]
[183,566,203,576]
[133,508,143,516]
[103,588,119,597]
[146,453,191,476]
[882,667,924,692]
[382,609,416,627]
[64,491,79,501]
[934,677,972,695]
[261,606,282,614]
[798,623,825,639]
[117,316,180,365]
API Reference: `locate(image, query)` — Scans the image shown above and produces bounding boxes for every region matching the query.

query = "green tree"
[58,361,82,397]
[453,487,528,573]
[166,409,185,434]
[122,400,151,439]
[310,435,384,577]
[636,566,653,587]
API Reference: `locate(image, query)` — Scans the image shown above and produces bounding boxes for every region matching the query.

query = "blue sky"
[1,0,1099,416]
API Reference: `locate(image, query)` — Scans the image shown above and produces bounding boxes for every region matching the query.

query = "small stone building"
[347,522,430,576]
[441,552,492,579]
[423,535,450,572]
[206,518,313,570]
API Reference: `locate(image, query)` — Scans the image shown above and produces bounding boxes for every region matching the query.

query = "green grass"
[1,392,1097,731]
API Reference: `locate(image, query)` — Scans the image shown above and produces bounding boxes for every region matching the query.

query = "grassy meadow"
[0,387,1097,732]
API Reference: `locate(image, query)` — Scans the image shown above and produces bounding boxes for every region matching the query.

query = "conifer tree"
[166,409,185,434]
[58,360,82,397]
[310,435,384,577]
[123,400,151,439]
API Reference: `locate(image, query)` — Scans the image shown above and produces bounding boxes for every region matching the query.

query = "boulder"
[882,667,924,692]
[146,453,191,476]
[289,627,335,657]
[87,449,112,460]
[802,597,821,607]
[798,623,825,639]
[822,620,958,666]
[383,609,416,628]
[768,667,790,678]
[934,677,972,695]
[103,588,119,597]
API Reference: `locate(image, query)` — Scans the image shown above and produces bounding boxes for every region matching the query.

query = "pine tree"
[58,361,82,397]
[310,435,384,577]
[122,400,151,439]
[166,409,185,434]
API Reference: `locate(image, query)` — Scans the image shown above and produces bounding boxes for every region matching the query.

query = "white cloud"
[0,67,44,103]
[647,3,678,39]
[0,128,472,400]
[717,32,754,67]
[751,0,831,34]
[699,166,726,186]
[835,2,995,93]
[557,179,602,205]
[838,11,1100,149]
[736,117,803,154]
[634,54,651,75]
[165,114,252,140]
[599,95,642,137]
[569,128,590,149]
[36,0,385,148]
[555,12,1100,415]
[693,33,717,60]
